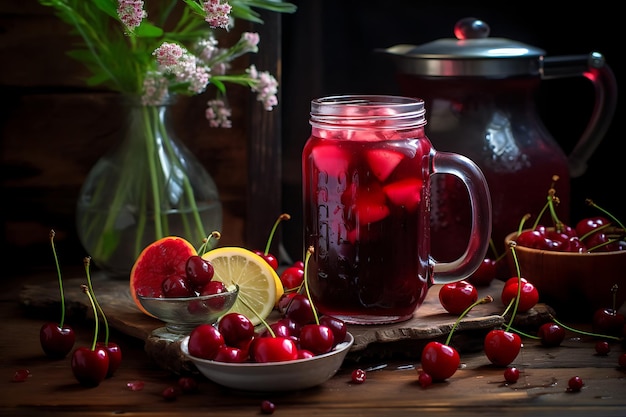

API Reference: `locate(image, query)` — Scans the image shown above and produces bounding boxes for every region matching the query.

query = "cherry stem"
[83,257,110,345]
[263,213,290,255]
[611,284,619,312]
[235,289,275,337]
[505,242,522,331]
[529,175,562,231]
[303,246,320,325]
[81,284,99,351]
[198,231,221,255]
[49,230,66,328]
[444,296,493,346]
[586,199,626,230]
[548,314,621,341]
[488,239,500,259]
[508,326,540,340]
[516,213,532,235]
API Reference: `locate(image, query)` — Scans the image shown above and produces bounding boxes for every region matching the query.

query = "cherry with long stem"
[484,242,524,367]
[254,213,291,270]
[421,296,493,381]
[40,230,75,359]
[84,256,122,377]
[71,285,109,387]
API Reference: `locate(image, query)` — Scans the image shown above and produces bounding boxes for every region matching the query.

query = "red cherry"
[161,385,181,401]
[417,371,432,387]
[299,324,335,355]
[261,399,276,414]
[351,368,367,384]
[199,280,229,310]
[218,312,255,347]
[259,320,293,339]
[484,329,522,367]
[277,293,297,315]
[501,278,539,312]
[618,353,626,368]
[185,255,214,291]
[467,258,497,287]
[96,341,122,377]
[592,307,625,337]
[162,275,194,298]
[504,366,520,383]
[12,369,31,383]
[188,323,225,360]
[275,317,302,338]
[595,340,610,356]
[575,216,610,237]
[40,322,75,359]
[214,346,249,363]
[283,293,315,325]
[252,336,299,363]
[516,229,558,250]
[71,346,109,387]
[421,341,460,381]
[253,249,279,270]
[178,376,199,392]
[567,376,584,392]
[297,349,315,359]
[537,322,565,347]
[319,315,347,344]
[438,280,478,315]
[279,265,304,290]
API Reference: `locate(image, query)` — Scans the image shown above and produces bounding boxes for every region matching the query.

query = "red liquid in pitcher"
[303,128,431,324]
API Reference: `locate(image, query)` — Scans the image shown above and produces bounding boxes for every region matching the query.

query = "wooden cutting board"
[18,271,554,374]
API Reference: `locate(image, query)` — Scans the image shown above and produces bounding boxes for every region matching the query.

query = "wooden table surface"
[2,268,625,417]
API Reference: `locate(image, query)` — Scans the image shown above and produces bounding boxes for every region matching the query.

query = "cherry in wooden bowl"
[504,230,626,318]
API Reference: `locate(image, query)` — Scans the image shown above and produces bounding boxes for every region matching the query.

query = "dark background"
[279,1,622,260]
[1,1,621,270]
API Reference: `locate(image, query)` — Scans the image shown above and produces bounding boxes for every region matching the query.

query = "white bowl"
[180,332,354,391]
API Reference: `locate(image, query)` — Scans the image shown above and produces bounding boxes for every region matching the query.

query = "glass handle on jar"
[430,151,492,284]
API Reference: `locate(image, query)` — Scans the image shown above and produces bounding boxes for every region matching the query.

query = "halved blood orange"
[129,236,197,317]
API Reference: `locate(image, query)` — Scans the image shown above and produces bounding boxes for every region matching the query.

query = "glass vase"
[76,96,223,278]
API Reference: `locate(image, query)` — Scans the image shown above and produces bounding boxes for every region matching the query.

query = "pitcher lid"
[381,17,546,77]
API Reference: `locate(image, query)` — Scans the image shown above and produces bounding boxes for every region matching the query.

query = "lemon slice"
[202,247,280,326]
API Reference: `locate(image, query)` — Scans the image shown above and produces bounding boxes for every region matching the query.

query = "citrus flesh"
[129,236,197,317]
[202,247,279,326]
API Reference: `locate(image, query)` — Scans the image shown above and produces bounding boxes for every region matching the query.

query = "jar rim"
[310,95,426,129]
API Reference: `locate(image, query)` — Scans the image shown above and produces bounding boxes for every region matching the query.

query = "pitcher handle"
[542,52,618,178]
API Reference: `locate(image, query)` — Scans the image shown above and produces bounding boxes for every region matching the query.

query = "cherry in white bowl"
[137,285,239,335]
[180,332,354,391]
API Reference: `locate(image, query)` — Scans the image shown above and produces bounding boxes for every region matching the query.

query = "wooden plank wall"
[1,2,282,275]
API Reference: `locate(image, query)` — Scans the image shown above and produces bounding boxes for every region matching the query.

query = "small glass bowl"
[137,285,239,335]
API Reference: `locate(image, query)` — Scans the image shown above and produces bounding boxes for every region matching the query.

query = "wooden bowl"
[504,230,626,318]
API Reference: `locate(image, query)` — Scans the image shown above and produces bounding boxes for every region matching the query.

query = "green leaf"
[210,78,226,94]
[93,0,119,20]
[181,0,205,16]
[135,21,165,38]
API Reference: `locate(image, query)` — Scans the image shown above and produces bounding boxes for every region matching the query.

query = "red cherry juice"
[303,124,432,324]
